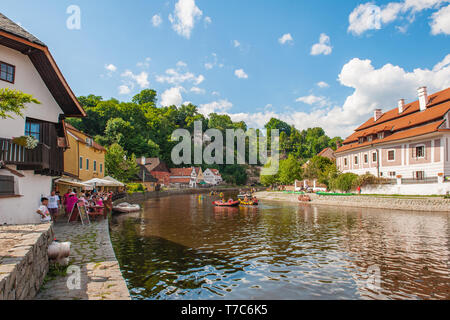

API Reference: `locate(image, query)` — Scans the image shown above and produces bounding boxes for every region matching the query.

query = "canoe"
[113,202,141,213]
[212,200,240,207]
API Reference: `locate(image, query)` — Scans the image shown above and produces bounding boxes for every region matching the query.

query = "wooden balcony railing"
[0,138,58,174]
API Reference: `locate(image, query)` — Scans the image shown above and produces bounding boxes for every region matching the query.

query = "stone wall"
[0,224,54,300]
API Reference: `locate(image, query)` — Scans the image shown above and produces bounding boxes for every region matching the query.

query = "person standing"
[48,190,60,222]
[36,197,51,223]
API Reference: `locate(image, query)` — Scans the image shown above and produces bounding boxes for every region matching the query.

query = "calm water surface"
[109,193,450,300]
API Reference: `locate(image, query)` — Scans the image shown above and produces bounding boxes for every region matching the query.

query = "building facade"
[0,14,85,224]
[336,87,450,190]
[203,169,223,185]
[64,123,106,181]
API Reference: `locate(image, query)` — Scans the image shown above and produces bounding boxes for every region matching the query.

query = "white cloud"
[310,33,332,56]
[233,40,241,47]
[234,69,248,79]
[348,1,450,35]
[156,67,204,85]
[278,33,294,45]
[105,64,117,72]
[212,91,220,96]
[161,87,184,106]
[217,54,450,137]
[118,85,131,95]
[152,14,162,27]
[169,0,203,39]
[317,81,330,88]
[176,61,188,67]
[198,99,233,116]
[121,70,150,88]
[204,63,214,70]
[137,57,151,69]
[204,16,212,25]
[190,87,205,94]
[296,95,329,107]
[431,4,450,34]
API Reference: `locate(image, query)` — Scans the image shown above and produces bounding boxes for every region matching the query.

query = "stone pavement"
[35,219,130,300]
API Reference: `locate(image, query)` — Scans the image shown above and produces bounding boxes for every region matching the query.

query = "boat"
[298,195,312,202]
[113,202,141,213]
[212,200,240,207]
[239,199,259,206]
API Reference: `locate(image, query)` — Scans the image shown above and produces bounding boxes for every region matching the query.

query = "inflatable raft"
[239,199,259,206]
[113,202,141,213]
[212,200,240,207]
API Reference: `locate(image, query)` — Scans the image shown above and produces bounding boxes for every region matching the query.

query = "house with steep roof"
[203,168,223,185]
[318,147,336,161]
[0,13,85,224]
[335,86,450,191]
[63,123,106,181]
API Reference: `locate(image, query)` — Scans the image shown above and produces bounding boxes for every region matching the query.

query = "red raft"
[212,200,240,207]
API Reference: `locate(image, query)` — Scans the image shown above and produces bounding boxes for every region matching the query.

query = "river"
[109,192,450,300]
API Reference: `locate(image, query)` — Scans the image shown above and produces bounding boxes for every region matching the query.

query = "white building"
[336,86,450,195]
[203,168,222,185]
[0,14,86,224]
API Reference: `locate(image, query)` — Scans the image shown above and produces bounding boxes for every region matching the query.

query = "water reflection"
[110,193,450,300]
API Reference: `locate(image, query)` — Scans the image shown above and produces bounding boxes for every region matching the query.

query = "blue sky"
[2,0,450,137]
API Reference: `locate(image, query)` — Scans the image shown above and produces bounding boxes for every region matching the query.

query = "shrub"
[330,173,359,193]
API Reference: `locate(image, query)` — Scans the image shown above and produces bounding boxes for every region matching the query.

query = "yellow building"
[63,123,106,181]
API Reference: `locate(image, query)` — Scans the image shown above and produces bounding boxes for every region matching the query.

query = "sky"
[2,0,450,137]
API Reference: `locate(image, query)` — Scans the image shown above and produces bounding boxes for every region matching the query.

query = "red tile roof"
[169,177,191,184]
[170,168,192,177]
[337,87,450,154]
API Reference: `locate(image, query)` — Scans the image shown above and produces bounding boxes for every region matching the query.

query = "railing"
[112,192,127,202]
[0,138,51,171]
[402,177,439,184]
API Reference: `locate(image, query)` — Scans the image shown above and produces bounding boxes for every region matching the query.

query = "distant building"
[317,147,336,161]
[203,168,223,185]
[0,14,86,224]
[64,123,106,181]
[169,168,192,187]
[133,163,158,191]
[335,87,450,183]
[138,157,171,186]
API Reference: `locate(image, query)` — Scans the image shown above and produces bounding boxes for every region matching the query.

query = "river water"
[109,192,450,300]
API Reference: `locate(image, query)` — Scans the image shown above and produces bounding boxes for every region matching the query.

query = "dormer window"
[0,61,15,83]
[358,137,365,144]
[368,135,373,142]
[377,132,384,140]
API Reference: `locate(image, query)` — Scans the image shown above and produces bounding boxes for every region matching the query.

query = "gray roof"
[0,13,46,46]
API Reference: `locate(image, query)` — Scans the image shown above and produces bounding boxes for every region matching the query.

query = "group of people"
[36,188,114,223]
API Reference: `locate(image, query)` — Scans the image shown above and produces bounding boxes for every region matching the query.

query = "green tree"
[0,88,40,119]
[330,173,359,193]
[132,89,157,105]
[278,155,303,185]
[260,161,279,187]
[105,143,139,182]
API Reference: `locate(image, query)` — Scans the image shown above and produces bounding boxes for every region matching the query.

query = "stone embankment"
[36,220,130,300]
[0,224,54,300]
[255,191,450,212]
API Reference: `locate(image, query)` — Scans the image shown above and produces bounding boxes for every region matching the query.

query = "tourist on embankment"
[47,190,60,222]
[36,197,51,223]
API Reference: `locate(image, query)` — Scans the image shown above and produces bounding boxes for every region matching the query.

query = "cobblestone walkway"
[35,220,130,300]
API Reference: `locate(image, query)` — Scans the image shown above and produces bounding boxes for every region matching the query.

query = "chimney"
[141,156,146,165]
[398,99,405,114]
[418,86,428,111]
[374,109,383,122]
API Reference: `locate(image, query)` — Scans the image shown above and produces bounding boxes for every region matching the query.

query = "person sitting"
[37,197,51,223]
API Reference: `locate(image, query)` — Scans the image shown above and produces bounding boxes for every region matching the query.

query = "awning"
[55,178,93,189]
[103,176,125,187]
[83,178,118,187]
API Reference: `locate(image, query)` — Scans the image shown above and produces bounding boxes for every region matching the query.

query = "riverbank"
[36,220,130,300]
[255,191,450,212]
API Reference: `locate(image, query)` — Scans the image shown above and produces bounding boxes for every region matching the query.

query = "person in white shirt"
[36,197,51,223]
[47,190,60,222]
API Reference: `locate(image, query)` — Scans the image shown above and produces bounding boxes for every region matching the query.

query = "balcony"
[0,138,62,176]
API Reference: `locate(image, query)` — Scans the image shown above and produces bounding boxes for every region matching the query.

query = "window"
[0,61,15,83]
[414,171,425,180]
[354,156,359,165]
[364,154,368,164]
[368,135,373,142]
[79,157,83,169]
[372,152,377,162]
[93,160,97,172]
[416,146,425,158]
[389,172,396,177]
[388,150,395,161]
[24,121,41,141]
[86,159,89,170]
[359,137,365,144]
[0,175,15,195]
[100,163,103,173]
[344,158,348,166]
[378,132,384,140]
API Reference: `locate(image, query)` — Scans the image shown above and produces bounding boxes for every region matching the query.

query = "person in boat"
[252,196,258,204]
[244,195,249,203]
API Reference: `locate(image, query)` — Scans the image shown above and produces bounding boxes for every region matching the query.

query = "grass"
[42,264,70,287]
